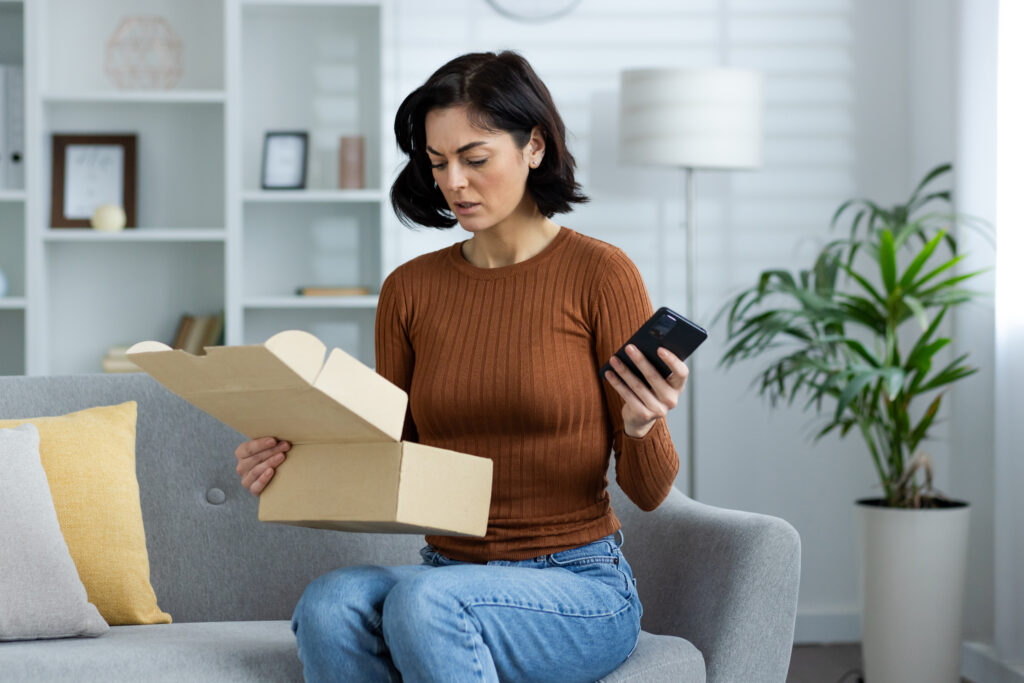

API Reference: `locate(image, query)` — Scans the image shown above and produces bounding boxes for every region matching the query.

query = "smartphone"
[599,306,708,390]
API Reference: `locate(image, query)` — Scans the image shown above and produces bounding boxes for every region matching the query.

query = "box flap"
[127,330,406,444]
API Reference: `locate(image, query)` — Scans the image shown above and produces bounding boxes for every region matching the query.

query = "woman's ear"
[528,125,546,167]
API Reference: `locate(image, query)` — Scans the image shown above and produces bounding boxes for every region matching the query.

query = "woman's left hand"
[604,344,689,438]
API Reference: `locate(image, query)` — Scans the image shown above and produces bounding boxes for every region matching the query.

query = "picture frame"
[261,131,308,190]
[51,134,137,228]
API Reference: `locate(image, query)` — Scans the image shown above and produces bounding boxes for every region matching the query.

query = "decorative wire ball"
[105,16,183,90]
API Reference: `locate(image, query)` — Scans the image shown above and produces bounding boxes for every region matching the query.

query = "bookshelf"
[0,0,24,374]
[1,0,389,375]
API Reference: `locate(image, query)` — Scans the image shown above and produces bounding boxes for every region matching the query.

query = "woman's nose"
[446,163,468,190]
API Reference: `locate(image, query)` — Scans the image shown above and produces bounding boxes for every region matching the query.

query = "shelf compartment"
[242,2,381,191]
[243,202,381,298]
[45,241,224,375]
[243,306,375,368]
[42,0,224,93]
[45,101,224,229]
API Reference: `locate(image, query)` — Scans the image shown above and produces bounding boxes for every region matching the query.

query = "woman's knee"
[381,570,465,645]
[292,565,397,635]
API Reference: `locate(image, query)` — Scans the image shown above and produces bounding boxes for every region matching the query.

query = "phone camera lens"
[651,314,676,340]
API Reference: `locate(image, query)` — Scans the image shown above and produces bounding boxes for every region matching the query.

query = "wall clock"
[485,0,582,23]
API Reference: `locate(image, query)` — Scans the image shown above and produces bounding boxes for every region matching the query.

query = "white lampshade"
[618,67,764,170]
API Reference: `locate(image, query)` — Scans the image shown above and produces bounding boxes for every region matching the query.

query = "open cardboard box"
[126,331,492,537]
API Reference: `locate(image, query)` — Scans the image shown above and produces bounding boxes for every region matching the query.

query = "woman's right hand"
[235,437,291,495]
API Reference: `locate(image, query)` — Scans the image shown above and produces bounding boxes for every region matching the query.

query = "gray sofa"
[0,373,801,682]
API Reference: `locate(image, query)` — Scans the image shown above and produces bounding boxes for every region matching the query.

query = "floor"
[787,644,974,683]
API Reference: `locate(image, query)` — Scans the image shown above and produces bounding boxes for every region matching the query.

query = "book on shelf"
[171,311,225,355]
[295,285,371,297]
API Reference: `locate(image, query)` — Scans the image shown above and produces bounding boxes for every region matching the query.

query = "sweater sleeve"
[375,269,419,443]
[593,248,680,511]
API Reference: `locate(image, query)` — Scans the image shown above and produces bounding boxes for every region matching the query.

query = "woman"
[234,51,688,682]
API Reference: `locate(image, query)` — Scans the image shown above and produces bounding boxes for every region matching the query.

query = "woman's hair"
[390,50,588,229]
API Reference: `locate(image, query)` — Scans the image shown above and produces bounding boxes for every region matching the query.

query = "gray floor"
[787,644,974,683]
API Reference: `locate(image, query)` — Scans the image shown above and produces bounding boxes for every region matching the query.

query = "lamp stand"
[684,166,697,500]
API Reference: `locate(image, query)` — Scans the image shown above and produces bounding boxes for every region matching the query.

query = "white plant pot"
[858,498,970,683]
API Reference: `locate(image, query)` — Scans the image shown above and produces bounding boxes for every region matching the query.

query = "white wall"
[382,0,986,645]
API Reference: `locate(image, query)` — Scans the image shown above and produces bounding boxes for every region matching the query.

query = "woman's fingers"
[610,347,664,400]
[236,438,290,495]
[246,459,282,495]
[655,347,690,390]
[241,450,287,492]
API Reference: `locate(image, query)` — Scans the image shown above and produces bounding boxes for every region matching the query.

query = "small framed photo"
[261,131,308,190]
[51,134,137,228]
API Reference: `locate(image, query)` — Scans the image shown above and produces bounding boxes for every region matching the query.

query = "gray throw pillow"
[0,423,109,640]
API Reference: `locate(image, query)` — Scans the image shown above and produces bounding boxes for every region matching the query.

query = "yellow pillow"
[0,402,171,625]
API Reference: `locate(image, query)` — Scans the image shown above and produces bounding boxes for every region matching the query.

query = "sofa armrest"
[621,488,801,683]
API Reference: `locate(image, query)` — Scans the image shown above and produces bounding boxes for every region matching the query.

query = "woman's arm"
[375,270,419,443]
[593,249,682,510]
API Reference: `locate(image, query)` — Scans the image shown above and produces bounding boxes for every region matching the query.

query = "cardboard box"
[126,331,492,537]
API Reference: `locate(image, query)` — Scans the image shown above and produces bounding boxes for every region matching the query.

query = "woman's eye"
[467,158,487,167]
[430,162,446,170]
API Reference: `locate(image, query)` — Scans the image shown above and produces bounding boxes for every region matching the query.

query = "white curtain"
[994,0,1024,665]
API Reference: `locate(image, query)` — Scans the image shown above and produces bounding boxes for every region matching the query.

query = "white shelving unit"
[0,1,26,375]
[0,0,389,376]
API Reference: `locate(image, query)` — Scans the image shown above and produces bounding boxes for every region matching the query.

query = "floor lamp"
[618,67,764,499]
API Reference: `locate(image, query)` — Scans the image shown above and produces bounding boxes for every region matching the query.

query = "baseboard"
[794,609,860,644]
[962,641,1024,683]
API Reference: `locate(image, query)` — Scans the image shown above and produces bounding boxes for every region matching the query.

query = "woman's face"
[424,105,544,234]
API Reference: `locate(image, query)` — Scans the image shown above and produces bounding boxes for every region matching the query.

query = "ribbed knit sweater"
[374,225,679,562]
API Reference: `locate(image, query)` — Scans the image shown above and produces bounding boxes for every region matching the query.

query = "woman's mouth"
[454,202,480,215]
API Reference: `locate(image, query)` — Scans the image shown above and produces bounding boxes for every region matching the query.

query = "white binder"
[0,66,7,189]
[2,65,25,189]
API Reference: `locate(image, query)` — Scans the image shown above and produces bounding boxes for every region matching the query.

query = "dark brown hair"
[390,51,588,229]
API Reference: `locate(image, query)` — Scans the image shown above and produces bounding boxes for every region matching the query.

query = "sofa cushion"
[0,622,303,682]
[0,623,701,683]
[600,631,706,682]
[0,423,109,641]
[0,402,171,625]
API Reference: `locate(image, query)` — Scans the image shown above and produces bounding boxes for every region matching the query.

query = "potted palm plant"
[716,163,987,683]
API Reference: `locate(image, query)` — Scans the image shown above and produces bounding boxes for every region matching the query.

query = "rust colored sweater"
[374,225,679,562]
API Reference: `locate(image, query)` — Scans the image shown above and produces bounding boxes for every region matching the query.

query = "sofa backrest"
[0,373,426,623]
[0,373,646,624]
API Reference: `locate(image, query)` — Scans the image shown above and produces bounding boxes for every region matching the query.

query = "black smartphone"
[599,306,708,390]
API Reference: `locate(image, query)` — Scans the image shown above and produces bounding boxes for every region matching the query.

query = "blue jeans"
[291,533,643,682]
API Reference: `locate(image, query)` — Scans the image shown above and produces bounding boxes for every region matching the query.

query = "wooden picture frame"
[51,134,137,228]
[261,131,308,190]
